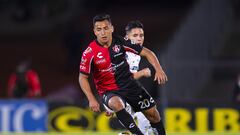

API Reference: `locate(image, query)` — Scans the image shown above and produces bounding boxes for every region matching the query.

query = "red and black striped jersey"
[79,36,143,96]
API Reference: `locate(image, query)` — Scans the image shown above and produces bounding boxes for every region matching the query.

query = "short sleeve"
[79,47,94,75]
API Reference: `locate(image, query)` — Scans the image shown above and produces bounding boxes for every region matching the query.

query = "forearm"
[79,73,101,112]
[79,74,97,101]
[140,47,167,84]
[144,48,162,72]
[133,68,151,80]
[133,72,143,80]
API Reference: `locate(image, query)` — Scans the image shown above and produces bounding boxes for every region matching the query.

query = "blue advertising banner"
[0,99,48,132]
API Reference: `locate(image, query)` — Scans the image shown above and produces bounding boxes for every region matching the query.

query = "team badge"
[112,45,121,53]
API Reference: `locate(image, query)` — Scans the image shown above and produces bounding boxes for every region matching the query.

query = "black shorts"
[102,87,156,112]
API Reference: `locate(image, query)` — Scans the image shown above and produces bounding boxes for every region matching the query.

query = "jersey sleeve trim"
[88,56,94,73]
[80,71,90,76]
[123,45,140,54]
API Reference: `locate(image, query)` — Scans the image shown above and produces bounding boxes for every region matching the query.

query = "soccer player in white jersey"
[124,20,157,135]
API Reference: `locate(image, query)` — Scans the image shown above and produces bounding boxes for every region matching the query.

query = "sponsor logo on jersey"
[114,52,123,57]
[112,45,121,53]
[129,123,135,128]
[96,58,106,64]
[97,52,103,58]
[99,61,124,72]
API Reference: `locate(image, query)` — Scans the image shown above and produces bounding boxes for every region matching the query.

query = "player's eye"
[96,28,101,31]
[104,27,109,30]
[133,34,138,37]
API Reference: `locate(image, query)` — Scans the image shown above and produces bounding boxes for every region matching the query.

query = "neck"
[102,42,111,47]
[98,37,112,48]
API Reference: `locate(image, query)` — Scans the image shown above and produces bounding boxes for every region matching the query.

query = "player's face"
[127,28,144,45]
[94,20,114,46]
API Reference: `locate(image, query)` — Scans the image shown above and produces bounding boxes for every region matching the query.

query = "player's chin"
[101,37,108,42]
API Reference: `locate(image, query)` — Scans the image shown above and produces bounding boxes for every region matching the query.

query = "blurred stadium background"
[0,0,239,134]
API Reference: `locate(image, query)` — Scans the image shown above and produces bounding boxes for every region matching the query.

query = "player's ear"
[93,27,97,36]
[125,35,129,40]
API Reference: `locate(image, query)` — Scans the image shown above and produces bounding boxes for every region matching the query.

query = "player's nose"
[100,30,106,35]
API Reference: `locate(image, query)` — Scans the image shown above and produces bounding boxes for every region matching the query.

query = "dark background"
[0,0,239,107]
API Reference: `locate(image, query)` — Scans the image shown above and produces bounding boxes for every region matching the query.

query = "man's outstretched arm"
[140,47,168,84]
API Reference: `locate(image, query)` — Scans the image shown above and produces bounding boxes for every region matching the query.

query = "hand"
[154,68,168,85]
[142,68,151,78]
[89,99,100,112]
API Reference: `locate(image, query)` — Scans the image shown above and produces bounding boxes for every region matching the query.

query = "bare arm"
[79,73,100,112]
[140,47,168,84]
[133,68,151,80]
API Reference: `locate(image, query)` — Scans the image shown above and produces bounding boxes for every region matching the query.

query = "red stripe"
[123,45,138,54]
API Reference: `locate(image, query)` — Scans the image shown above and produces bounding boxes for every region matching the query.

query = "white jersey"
[126,51,141,73]
[125,51,156,135]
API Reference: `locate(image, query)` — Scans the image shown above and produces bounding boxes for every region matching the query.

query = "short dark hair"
[93,14,112,26]
[125,20,144,34]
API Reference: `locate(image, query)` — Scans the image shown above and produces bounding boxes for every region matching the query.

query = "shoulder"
[114,35,138,47]
[88,40,97,49]
[82,42,96,61]
[83,41,96,54]
[113,35,126,44]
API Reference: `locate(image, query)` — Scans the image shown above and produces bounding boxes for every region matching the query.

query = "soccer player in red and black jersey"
[79,14,167,135]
